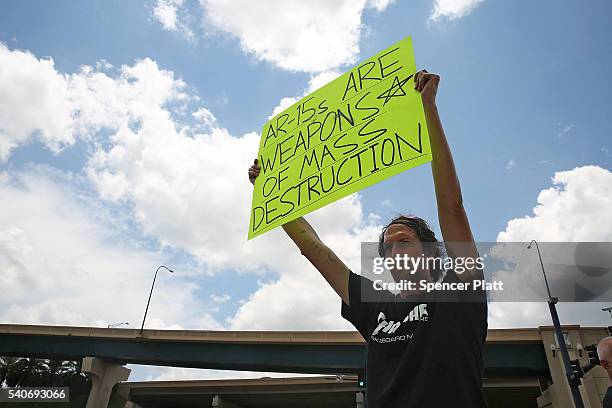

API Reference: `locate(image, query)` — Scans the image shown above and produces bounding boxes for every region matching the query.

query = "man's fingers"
[414,70,426,91]
[414,70,424,89]
[417,74,429,92]
[249,160,261,172]
[414,69,429,90]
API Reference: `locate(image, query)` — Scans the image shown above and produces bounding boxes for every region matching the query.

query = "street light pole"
[528,240,584,408]
[139,265,174,336]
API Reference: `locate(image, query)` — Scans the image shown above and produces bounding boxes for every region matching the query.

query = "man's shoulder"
[349,270,398,301]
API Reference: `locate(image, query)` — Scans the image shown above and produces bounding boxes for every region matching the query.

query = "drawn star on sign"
[377,74,414,106]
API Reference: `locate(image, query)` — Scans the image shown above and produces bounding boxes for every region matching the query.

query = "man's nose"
[390,245,404,258]
[391,243,411,257]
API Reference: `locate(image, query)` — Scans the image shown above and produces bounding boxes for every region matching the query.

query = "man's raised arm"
[414,70,481,283]
[248,159,351,304]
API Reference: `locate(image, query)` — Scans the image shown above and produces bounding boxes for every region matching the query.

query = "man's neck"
[399,273,433,299]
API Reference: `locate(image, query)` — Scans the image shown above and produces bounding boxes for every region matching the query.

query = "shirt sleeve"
[341,270,378,339]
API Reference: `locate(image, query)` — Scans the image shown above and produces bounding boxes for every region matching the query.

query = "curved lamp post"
[139,265,174,336]
[528,240,584,408]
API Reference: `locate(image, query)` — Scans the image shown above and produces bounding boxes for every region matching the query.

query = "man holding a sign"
[248,40,487,407]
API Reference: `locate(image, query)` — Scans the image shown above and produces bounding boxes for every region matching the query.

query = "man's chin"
[391,271,430,283]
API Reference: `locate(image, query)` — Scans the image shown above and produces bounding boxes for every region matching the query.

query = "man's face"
[383,223,429,282]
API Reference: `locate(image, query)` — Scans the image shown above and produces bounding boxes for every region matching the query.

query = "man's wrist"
[422,99,438,111]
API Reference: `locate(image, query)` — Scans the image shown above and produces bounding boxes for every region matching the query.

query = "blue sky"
[1,0,611,380]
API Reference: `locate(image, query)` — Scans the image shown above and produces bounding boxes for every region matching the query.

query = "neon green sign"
[249,37,431,239]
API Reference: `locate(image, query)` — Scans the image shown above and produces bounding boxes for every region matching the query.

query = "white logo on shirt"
[404,303,428,322]
[371,304,429,342]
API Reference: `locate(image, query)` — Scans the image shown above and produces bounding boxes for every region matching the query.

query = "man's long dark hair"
[378,215,446,282]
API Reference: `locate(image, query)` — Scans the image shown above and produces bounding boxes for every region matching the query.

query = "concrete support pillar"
[537,388,553,407]
[81,357,131,408]
[212,395,244,408]
[356,391,365,408]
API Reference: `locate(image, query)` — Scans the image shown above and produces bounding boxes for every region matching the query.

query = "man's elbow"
[439,195,465,216]
[299,238,326,259]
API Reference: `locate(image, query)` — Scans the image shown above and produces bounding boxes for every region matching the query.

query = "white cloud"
[68,57,187,134]
[306,70,342,92]
[0,169,219,330]
[0,44,187,164]
[150,0,400,72]
[192,106,217,130]
[367,0,396,12]
[557,122,575,139]
[380,199,393,207]
[210,293,230,304]
[497,166,612,242]
[505,159,516,171]
[0,44,74,162]
[490,165,612,329]
[269,70,341,119]
[269,97,298,119]
[199,0,395,73]
[152,0,195,40]
[153,0,183,31]
[429,0,485,23]
[488,302,612,329]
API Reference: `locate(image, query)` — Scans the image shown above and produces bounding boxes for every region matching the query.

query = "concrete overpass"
[0,324,549,374]
[0,324,610,407]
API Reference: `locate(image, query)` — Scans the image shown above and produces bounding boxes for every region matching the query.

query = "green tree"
[0,356,89,392]
[3,357,48,387]
[0,356,20,386]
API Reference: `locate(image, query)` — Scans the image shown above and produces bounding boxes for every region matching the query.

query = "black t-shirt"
[341,270,488,407]
[604,386,612,408]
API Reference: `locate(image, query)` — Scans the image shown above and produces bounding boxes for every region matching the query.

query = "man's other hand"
[248,158,260,186]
